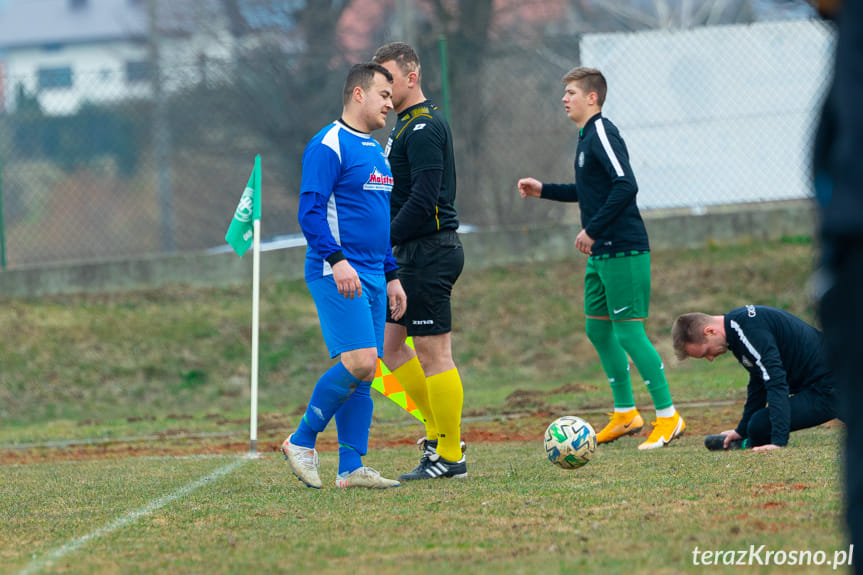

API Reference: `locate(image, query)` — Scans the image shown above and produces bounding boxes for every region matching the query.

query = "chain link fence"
[0,17,835,269]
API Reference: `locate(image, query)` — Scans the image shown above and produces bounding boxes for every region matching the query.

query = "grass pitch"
[0,238,851,574]
[1,425,844,575]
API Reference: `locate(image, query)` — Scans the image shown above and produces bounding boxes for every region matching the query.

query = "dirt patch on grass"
[0,401,745,466]
[504,382,601,411]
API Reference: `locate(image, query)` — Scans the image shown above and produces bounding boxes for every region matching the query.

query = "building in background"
[0,0,234,115]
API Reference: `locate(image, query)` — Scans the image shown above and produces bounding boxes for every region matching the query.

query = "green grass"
[0,240,816,436]
[0,238,850,574]
[1,428,845,575]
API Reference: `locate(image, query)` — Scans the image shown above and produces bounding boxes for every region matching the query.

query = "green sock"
[585,317,634,409]
[613,320,673,411]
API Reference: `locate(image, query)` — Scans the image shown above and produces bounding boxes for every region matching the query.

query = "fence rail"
[0,19,835,269]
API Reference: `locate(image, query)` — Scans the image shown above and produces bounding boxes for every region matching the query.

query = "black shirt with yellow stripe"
[384,100,458,245]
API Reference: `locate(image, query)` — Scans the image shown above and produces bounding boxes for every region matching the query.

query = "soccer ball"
[544,415,597,469]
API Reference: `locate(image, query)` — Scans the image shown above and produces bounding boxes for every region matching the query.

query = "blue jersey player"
[281,63,407,489]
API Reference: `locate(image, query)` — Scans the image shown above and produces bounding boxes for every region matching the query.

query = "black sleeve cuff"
[385,269,399,283]
[325,251,346,266]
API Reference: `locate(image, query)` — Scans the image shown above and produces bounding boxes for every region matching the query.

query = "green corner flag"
[225,155,262,257]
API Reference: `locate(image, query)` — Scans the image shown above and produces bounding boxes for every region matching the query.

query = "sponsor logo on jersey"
[361,140,377,147]
[741,356,754,368]
[384,137,393,156]
[413,123,427,132]
[365,168,394,192]
[578,151,585,167]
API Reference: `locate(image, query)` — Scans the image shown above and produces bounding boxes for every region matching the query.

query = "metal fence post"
[0,149,6,269]
[438,34,450,123]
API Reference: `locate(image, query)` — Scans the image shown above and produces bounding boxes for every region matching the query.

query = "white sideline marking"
[16,457,248,575]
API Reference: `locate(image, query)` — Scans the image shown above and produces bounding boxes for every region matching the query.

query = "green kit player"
[518,67,685,450]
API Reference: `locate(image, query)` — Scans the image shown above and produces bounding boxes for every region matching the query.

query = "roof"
[0,0,149,48]
[0,0,229,50]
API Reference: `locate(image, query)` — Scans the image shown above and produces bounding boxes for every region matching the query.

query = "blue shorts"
[307,273,387,359]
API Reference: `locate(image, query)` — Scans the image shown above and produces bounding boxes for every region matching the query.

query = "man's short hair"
[561,67,607,107]
[372,41,421,79]
[671,312,713,361]
[343,62,393,106]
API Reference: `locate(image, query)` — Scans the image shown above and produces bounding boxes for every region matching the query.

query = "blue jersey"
[298,120,397,282]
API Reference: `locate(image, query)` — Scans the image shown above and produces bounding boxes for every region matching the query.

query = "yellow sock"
[427,367,464,461]
[392,356,437,440]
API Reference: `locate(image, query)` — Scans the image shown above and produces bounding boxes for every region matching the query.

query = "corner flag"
[371,337,424,422]
[225,155,263,456]
[225,155,261,257]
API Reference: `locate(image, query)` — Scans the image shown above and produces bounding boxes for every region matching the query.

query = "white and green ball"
[544,415,597,469]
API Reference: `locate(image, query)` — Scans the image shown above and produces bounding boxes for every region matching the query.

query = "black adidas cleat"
[398,452,467,481]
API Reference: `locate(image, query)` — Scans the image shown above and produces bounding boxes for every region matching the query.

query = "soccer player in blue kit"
[281,62,407,489]
[672,306,840,451]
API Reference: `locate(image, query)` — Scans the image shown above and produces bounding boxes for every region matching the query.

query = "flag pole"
[250,216,260,455]
[249,155,261,456]
[224,155,262,457]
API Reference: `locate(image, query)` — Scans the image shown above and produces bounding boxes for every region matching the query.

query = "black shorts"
[388,230,464,336]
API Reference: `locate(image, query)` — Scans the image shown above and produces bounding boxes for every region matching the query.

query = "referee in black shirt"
[373,42,467,480]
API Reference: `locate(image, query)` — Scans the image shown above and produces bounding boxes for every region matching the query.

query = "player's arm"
[538,182,579,202]
[386,272,407,325]
[298,192,362,298]
[734,329,791,446]
[739,328,791,447]
[582,133,638,240]
[383,245,405,319]
[735,377,766,439]
[298,192,343,264]
[298,144,361,297]
[760,341,792,447]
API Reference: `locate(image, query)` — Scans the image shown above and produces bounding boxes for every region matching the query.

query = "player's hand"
[574,229,594,255]
[517,177,542,199]
[719,429,742,448]
[387,278,407,321]
[332,260,361,299]
[752,443,783,452]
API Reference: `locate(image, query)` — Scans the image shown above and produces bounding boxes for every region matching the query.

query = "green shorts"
[584,251,651,320]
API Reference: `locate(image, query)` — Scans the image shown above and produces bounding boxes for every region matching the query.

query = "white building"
[0,0,234,115]
[580,19,835,209]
